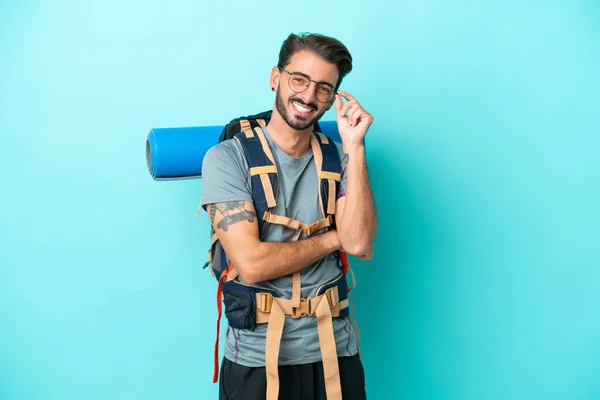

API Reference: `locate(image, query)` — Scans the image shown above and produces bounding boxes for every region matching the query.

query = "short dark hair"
[277,32,353,90]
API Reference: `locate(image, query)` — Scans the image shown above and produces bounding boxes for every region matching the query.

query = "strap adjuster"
[256,292,274,313]
[325,287,339,307]
[263,211,273,223]
[303,215,334,236]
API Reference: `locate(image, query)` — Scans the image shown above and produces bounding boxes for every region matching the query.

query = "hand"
[334,91,374,147]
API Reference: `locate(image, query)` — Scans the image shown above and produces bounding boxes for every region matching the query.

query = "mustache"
[290,97,317,111]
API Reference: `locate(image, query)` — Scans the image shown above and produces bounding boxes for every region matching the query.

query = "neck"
[266,111,313,158]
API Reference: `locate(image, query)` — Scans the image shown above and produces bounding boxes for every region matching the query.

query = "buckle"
[262,211,272,222]
[325,288,338,307]
[304,215,333,236]
[257,292,273,313]
[291,298,312,319]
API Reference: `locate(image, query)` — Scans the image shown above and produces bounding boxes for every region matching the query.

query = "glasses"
[278,67,336,103]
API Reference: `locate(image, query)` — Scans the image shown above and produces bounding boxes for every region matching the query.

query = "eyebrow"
[291,71,336,88]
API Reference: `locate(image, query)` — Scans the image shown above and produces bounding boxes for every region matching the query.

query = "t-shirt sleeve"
[334,141,349,200]
[200,142,252,210]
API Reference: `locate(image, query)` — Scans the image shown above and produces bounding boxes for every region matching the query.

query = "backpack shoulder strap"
[310,132,342,222]
[219,111,272,142]
[233,127,278,239]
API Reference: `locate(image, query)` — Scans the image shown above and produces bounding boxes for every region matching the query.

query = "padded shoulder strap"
[311,132,342,221]
[219,110,272,142]
[233,127,278,239]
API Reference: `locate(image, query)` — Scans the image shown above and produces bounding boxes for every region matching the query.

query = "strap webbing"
[248,127,277,208]
[316,132,329,144]
[263,212,333,236]
[310,135,326,219]
[320,171,341,181]
[213,263,234,384]
[316,295,342,400]
[262,290,344,400]
[260,174,277,208]
[255,289,347,323]
[255,127,276,165]
[328,179,336,214]
[240,119,251,132]
[213,273,225,383]
[250,166,278,176]
[265,300,285,400]
[291,272,301,309]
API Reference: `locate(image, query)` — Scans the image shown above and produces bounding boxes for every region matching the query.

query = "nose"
[298,82,319,106]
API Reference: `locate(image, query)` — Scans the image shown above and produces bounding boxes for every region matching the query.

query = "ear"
[270,66,281,92]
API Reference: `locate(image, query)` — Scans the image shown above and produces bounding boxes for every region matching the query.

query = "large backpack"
[202,111,357,400]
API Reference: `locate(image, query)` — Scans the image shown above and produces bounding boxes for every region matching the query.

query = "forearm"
[242,230,340,284]
[338,144,377,255]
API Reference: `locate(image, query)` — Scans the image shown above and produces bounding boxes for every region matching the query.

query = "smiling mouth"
[291,101,314,114]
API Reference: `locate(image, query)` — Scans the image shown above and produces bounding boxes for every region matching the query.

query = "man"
[201,32,377,400]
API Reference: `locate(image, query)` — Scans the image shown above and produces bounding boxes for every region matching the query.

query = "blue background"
[1,1,599,399]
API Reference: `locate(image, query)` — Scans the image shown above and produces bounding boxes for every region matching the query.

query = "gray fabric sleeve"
[334,141,349,200]
[200,141,252,209]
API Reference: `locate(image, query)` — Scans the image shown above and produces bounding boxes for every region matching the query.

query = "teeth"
[293,102,312,113]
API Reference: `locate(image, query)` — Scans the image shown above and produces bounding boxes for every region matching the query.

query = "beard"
[275,88,326,131]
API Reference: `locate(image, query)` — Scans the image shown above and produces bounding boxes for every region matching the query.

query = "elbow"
[345,244,371,257]
[340,237,372,257]
[239,270,260,285]
[232,257,261,285]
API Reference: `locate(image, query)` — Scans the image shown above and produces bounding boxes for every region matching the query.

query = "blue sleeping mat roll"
[146,120,340,180]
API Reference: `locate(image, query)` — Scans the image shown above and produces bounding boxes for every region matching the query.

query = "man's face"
[274,50,339,131]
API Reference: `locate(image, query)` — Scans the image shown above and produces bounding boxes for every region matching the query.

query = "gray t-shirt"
[200,127,358,367]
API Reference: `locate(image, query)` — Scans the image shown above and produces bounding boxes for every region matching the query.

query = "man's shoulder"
[204,137,246,164]
[201,137,250,183]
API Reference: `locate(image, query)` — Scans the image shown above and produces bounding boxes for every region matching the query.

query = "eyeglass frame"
[277,66,337,103]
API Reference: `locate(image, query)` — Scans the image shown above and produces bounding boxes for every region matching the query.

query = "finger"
[347,106,362,126]
[339,100,357,117]
[334,93,343,113]
[337,90,355,102]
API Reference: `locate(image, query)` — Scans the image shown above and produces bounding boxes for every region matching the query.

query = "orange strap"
[213,274,225,383]
[213,263,234,383]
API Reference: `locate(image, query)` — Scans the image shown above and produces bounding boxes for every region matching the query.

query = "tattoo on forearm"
[209,204,217,223]
[214,201,256,231]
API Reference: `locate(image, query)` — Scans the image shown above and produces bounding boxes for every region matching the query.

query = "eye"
[318,85,332,94]
[292,76,307,85]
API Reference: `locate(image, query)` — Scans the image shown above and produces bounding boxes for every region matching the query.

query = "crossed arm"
[206,201,341,284]
[207,152,377,285]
